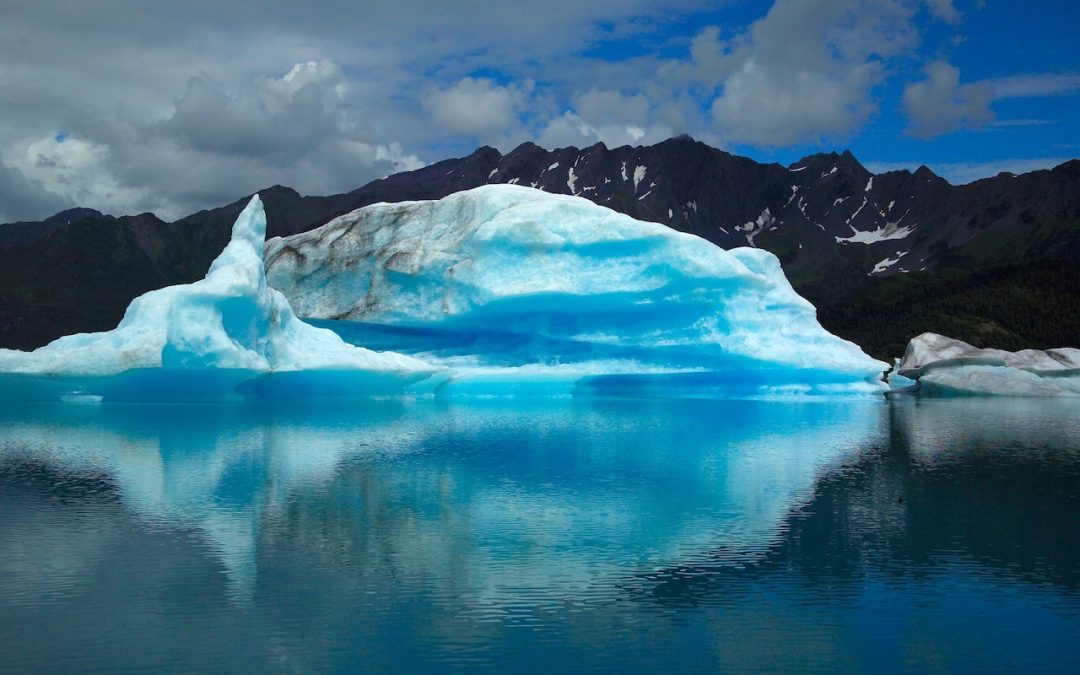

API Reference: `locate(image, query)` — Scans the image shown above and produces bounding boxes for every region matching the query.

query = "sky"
[0,0,1077,222]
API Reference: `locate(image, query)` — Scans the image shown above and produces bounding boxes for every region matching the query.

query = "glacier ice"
[265,185,888,397]
[0,195,435,401]
[885,358,917,390]
[891,332,1080,397]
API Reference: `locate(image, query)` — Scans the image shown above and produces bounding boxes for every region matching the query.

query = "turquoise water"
[1,397,1078,673]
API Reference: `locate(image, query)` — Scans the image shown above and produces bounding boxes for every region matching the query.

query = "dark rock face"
[1,138,1078,358]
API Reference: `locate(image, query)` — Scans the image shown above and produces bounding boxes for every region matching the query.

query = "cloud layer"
[0,0,1076,221]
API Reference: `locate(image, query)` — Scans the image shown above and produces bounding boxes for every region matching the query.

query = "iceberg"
[890,332,1080,397]
[265,185,887,397]
[0,195,435,401]
[0,186,887,401]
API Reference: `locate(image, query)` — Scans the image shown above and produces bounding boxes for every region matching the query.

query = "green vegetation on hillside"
[803,259,1080,361]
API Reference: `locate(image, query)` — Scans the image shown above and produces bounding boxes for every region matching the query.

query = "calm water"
[1,397,1078,673]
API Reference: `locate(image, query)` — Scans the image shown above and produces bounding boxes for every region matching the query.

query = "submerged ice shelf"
[0,195,434,402]
[267,185,887,398]
[1,185,887,402]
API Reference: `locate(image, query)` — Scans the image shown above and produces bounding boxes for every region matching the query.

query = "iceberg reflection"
[0,399,885,606]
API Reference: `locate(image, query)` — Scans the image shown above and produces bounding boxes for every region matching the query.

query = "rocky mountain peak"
[43,207,108,226]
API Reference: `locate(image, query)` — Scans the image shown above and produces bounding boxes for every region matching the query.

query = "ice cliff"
[891,332,1080,397]
[0,195,434,401]
[265,185,888,397]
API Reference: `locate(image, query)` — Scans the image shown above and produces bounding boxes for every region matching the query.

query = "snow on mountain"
[869,252,905,275]
[736,208,776,246]
[835,220,916,245]
[266,185,888,397]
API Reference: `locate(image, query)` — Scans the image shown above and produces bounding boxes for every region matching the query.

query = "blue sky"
[0,0,1077,221]
[572,0,1080,176]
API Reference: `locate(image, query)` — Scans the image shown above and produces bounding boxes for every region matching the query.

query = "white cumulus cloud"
[903,60,995,137]
[903,62,1080,137]
[536,89,675,149]
[702,0,925,146]
[922,0,961,23]
[424,77,530,140]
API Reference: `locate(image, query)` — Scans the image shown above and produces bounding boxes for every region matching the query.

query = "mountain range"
[2,136,1078,360]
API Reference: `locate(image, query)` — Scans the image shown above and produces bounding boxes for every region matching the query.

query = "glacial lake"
[1,397,1078,673]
